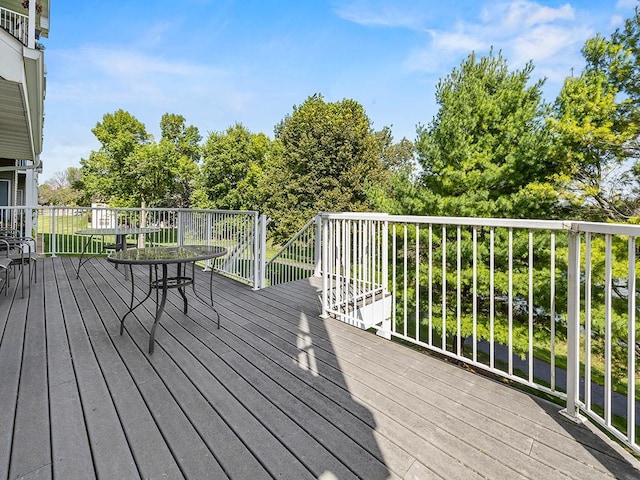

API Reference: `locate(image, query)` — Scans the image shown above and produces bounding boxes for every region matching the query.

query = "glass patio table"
[107,245,227,354]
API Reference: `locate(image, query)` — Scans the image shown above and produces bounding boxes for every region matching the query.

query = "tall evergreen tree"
[416,50,560,219]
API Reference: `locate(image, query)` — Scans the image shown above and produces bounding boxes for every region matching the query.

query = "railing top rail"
[565,221,640,236]
[37,206,259,215]
[0,5,28,18]
[319,212,640,236]
[319,212,568,230]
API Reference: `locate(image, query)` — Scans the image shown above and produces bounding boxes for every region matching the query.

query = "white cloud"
[482,0,574,30]
[431,30,488,53]
[510,24,589,66]
[333,0,428,28]
[40,136,99,178]
[616,0,638,9]
[405,0,591,88]
[85,47,226,81]
[48,46,235,107]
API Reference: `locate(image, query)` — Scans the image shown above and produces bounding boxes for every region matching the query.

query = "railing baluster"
[529,229,534,383]
[403,223,408,338]
[490,227,495,370]
[456,226,461,357]
[604,234,613,427]
[428,224,433,347]
[550,232,556,391]
[508,228,513,376]
[473,226,477,363]
[416,224,420,342]
[442,225,447,351]
[627,236,636,444]
[584,232,592,410]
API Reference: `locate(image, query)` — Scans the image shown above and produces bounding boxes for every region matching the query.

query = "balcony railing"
[3,204,639,453]
[0,6,28,45]
[262,216,319,288]
[318,212,640,454]
[25,206,265,288]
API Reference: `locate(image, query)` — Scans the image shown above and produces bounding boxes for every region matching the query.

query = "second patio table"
[75,227,160,278]
[107,245,227,354]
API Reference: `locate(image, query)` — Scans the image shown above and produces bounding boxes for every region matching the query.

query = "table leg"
[210,267,220,329]
[119,264,153,334]
[177,262,188,314]
[76,234,94,278]
[189,261,220,329]
[149,264,169,354]
[115,234,130,280]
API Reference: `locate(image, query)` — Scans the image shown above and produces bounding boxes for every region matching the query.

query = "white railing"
[36,206,262,287]
[0,206,33,238]
[0,6,29,45]
[263,216,320,288]
[10,204,640,451]
[319,212,640,454]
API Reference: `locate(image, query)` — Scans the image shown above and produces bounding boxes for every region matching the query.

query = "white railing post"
[253,213,267,290]
[321,214,329,318]
[203,212,213,271]
[377,217,392,340]
[561,228,586,423]
[314,214,322,277]
[177,210,184,246]
[50,207,57,257]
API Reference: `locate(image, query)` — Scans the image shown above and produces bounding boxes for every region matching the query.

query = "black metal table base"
[119,262,220,354]
[76,234,129,279]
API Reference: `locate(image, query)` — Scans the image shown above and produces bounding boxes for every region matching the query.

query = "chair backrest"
[0,228,20,238]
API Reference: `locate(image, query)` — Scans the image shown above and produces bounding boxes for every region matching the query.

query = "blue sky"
[41,0,638,181]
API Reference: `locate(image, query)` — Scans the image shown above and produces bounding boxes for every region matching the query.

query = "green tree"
[79,109,152,206]
[405,51,567,355]
[416,49,561,219]
[548,66,635,220]
[562,11,640,220]
[554,11,640,387]
[38,167,82,205]
[194,123,271,211]
[80,110,201,208]
[159,113,201,207]
[265,94,386,241]
[368,127,418,214]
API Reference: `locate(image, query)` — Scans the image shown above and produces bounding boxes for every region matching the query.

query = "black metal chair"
[0,242,13,296]
[0,232,37,298]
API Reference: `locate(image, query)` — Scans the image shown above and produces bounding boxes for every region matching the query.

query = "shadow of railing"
[531,396,640,479]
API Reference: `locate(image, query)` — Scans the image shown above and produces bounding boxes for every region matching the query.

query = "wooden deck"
[1,256,640,479]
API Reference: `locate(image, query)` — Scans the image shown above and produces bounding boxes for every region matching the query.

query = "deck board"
[52,258,140,480]
[10,263,49,480]
[0,272,33,480]
[43,260,95,480]
[1,256,640,479]
[67,260,187,480]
